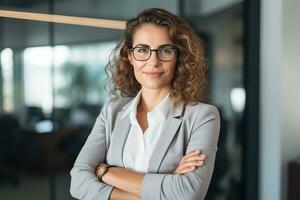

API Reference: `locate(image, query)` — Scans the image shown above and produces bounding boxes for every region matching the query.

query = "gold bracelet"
[96,165,113,182]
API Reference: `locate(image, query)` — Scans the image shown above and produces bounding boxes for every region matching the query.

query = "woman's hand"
[173,150,206,174]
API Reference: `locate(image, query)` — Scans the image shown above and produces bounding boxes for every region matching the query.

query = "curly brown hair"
[105,8,208,104]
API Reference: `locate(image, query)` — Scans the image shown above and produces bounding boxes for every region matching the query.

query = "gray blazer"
[70,97,220,200]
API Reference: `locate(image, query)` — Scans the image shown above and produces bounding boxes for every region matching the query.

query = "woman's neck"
[138,88,170,112]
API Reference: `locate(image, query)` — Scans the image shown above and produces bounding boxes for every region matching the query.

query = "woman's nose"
[148,51,160,66]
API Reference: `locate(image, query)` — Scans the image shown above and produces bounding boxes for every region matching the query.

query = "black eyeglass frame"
[130,45,178,62]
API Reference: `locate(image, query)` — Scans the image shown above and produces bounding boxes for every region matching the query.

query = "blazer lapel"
[109,102,132,167]
[148,102,185,173]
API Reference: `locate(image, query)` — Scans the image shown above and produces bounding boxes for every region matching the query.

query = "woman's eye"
[159,48,172,54]
[137,48,149,54]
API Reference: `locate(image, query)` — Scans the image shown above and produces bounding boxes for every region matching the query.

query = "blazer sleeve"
[70,101,113,200]
[141,105,220,200]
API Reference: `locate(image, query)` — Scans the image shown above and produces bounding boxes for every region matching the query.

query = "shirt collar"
[121,90,171,121]
[149,93,170,119]
[121,90,142,120]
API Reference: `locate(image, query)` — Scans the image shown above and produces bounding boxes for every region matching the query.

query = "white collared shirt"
[122,91,170,173]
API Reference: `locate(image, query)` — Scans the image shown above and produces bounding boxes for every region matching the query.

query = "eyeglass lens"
[132,46,176,61]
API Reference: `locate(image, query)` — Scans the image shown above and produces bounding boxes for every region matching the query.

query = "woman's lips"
[143,72,163,78]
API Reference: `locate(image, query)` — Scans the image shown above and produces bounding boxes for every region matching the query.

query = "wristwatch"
[96,165,114,182]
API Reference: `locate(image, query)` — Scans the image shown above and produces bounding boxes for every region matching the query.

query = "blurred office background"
[0,0,299,200]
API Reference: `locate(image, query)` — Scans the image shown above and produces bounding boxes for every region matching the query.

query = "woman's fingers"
[174,159,206,174]
[180,160,204,168]
[185,150,201,157]
[175,162,202,174]
[180,151,205,165]
[175,166,196,174]
[184,154,206,162]
[174,150,207,174]
[182,150,203,161]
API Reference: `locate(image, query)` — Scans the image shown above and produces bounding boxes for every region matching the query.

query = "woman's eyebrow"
[134,43,174,48]
[159,44,175,48]
[134,43,150,48]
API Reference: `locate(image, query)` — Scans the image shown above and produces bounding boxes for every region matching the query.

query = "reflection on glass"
[24,46,54,114]
[23,42,116,114]
[53,42,116,108]
[1,48,14,113]
[230,87,246,113]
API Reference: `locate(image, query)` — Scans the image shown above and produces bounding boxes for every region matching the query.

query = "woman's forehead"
[132,23,173,48]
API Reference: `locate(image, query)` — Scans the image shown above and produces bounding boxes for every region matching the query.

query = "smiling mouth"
[143,72,163,78]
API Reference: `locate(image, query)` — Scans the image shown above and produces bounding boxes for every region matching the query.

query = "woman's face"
[128,23,177,92]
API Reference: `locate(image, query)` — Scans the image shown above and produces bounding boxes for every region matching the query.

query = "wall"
[282,0,300,199]
[260,0,282,199]
[260,0,300,199]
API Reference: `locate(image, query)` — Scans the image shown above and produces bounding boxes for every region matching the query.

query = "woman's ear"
[128,51,133,65]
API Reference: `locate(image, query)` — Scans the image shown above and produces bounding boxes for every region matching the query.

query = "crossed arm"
[97,150,205,199]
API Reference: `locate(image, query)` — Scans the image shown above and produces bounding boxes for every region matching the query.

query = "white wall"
[260,0,282,199]
[261,0,300,199]
[282,0,300,199]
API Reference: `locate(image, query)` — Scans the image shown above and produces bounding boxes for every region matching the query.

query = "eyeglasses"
[130,45,178,62]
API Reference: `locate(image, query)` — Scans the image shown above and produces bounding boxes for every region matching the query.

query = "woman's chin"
[140,82,171,91]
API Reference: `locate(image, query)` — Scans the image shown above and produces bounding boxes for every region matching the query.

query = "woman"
[70,8,220,200]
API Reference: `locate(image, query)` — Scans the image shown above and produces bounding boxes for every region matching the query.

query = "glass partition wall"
[0,2,123,199]
[189,5,246,200]
[0,15,52,200]
[0,32,121,200]
[0,1,258,200]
